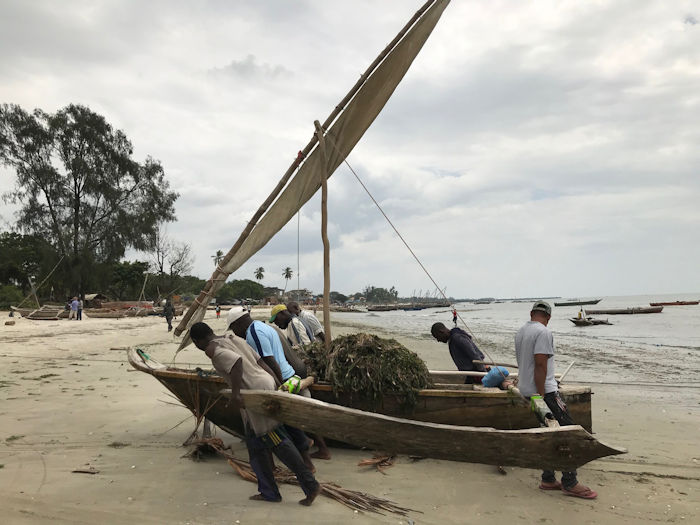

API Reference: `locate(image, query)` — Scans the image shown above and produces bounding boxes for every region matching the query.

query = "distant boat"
[585,306,663,315]
[649,301,698,306]
[554,299,602,307]
[570,317,612,327]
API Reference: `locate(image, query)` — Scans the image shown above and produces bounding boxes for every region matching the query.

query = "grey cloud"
[209,55,292,80]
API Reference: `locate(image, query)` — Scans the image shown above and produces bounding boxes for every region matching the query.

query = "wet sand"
[1,310,699,524]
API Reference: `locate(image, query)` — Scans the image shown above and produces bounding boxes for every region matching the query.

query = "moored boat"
[649,301,698,306]
[585,306,663,315]
[570,317,612,326]
[554,299,602,307]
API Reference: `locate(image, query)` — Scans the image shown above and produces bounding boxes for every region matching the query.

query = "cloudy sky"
[1,0,698,299]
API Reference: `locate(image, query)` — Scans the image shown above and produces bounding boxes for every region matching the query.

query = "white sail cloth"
[177,0,450,351]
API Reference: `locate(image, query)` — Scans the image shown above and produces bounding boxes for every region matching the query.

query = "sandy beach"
[1,309,699,524]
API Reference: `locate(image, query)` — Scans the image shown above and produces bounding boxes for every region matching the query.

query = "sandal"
[539,481,562,491]
[562,485,597,499]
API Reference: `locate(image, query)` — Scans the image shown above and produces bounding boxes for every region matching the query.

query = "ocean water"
[331,293,700,385]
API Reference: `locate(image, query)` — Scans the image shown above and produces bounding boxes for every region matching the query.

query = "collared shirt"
[246,320,296,381]
[447,328,486,379]
[70,300,79,311]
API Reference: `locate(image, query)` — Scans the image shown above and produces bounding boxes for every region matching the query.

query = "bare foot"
[299,485,321,506]
[310,449,331,460]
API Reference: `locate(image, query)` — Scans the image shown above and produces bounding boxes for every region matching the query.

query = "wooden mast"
[315,120,332,349]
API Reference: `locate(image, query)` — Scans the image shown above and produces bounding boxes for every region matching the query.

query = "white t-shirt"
[514,321,557,397]
[285,317,311,346]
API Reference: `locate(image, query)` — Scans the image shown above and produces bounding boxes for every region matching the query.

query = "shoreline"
[1,310,699,523]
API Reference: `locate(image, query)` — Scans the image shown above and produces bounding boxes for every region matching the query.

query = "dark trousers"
[166,316,173,331]
[541,391,578,489]
[77,309,82,320]
[246,427,318,501]
[284,425,310,452]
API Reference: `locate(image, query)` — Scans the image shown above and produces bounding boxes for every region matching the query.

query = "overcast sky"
[1,0,699,299]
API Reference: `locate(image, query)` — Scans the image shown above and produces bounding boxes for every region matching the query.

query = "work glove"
[529,394,544,413]
[278,375,302,394]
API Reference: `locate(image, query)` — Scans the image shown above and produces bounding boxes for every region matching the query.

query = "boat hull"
[242,391,623,471]
[127,349,592,440]
[649,301,698,306]
[554,299,601,306]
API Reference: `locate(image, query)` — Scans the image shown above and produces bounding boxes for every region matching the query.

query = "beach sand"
[1,310,698,524]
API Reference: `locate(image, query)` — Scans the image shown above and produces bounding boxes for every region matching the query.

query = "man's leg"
[543,392,578,488]
[268,430,320,505]
[284,425,315,471]
[246,433,282,502]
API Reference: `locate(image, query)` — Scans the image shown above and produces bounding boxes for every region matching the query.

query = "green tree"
[217,279,265,303]
[108,260,149,300]
[362,285,399,304]
[254,266,265,282]
[0,103,178,296]
[0,284,24,308]
[282,267,293,293]
[329,291,348,303]
[0,231,56,293]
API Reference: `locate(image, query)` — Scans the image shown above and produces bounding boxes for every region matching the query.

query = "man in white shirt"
[287,301,325,343]
[515,300,597,500]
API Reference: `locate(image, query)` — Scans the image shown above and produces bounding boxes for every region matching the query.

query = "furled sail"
[175,0,450,350]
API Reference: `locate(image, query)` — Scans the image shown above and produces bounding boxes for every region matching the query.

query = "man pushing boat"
[189,322,320,505]
[431,322,488,383]
[515,300,598,499]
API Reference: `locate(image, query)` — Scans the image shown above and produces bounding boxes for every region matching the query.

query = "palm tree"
[282,267,293,293]
[211,250,224,267]
[254,267,265,281]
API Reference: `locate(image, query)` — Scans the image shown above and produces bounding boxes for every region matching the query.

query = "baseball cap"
[269,304,287,322]
[531,300,552,316]
[226,307,248,326]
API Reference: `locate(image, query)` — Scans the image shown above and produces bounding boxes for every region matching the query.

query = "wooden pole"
[315,120,332,350]
[15,255,64,309]
[175,0,440,338]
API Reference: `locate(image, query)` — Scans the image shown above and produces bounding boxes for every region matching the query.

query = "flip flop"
[539,481,562,491]
[562,486,598,499]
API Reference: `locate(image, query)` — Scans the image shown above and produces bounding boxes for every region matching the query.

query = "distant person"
[215,305,221,319]
[515,300,597,499]
[227,307,317,469]
[69,297,79,320]
[452,307,458,326]
[271,305,311,347]
[77,298,83,321]
[189,322,320,505]
[163,298,175,332]
[287,301,324,343]
[431,322,487,383]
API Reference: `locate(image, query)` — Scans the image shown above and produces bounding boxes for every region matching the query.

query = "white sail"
[176,0,450,350]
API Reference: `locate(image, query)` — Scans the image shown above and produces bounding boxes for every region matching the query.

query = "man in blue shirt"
[227,308,295,384]
[431,322,487,383]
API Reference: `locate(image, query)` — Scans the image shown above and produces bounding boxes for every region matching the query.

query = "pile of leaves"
[300,333,432,410]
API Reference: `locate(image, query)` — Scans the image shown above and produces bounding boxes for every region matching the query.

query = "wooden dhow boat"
[569,317,612,327]
[130,0,625,469]
[128,348,622,469]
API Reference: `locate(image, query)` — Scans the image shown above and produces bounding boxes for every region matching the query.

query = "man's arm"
[533,353,550,396]
[227,360,244,407]
[262,356,283,384]
[258,357,281,387]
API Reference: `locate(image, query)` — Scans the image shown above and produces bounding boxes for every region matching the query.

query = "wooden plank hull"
[127,349,592,441]
[242,391,624,471]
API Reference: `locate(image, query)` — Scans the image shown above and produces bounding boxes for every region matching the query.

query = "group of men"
[67,297,83,320]
[192,298,596,504]
[431,300,598,500]
[190,302,328,505]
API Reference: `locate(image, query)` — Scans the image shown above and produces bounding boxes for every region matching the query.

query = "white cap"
[226,307,248,326]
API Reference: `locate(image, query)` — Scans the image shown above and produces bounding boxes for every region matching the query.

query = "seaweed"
[299,333,432,410]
